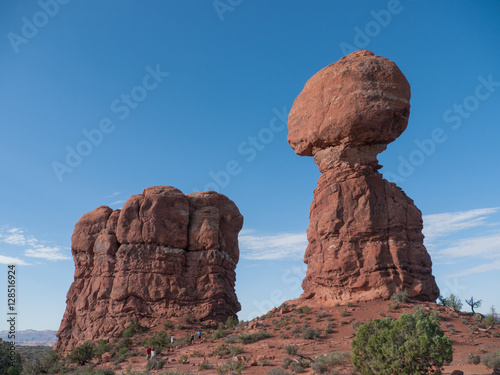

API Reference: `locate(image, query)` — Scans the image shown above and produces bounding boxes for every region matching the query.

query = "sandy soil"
[89,299,498,375]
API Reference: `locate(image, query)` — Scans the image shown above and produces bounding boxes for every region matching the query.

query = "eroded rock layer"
[288,50,439,304]
[55,186,243,353]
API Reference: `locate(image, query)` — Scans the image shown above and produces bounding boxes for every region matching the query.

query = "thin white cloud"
[0,227,69,262]
[106,192,121,198]
[423,207,500,245]
[25,246,70,261]
[0,255,29,266]
[446,259,500,278]
[110,200,125,206]
[239,232,307,260]
[438,231,500,259]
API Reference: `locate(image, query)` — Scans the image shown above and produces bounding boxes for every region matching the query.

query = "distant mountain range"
[0,330,56,346]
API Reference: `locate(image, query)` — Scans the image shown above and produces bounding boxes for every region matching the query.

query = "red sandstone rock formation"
[288,50,439,304]
[55,186,243,353]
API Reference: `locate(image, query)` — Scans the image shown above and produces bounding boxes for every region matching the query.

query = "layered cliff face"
[55,186,243,353]
[288,50,439,304]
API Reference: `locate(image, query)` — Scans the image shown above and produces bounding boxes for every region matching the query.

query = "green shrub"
[67,341,96,365]
[439,294,463,311]
[142,330,168,350]
[485,314,498,327]
[467,353,481,365]
[179,354,189,364]
[351,311,452,375]
[301,327,320,339]
[163,320,172,329]
[122,321,143,338]
[282,356,292,368]
[267,368,292,375]
[216,359,245,375]
[482,351,500,369]
[146,358,166,370]
[95,339,111,357]
[296,306,311,314]
[324,322,335,334]
[199,362,214,370]
[208,344,243,358]
[340,309,348,317]
[289,360,309,373]
[284,345,298,356]
[390,290,408,303]
[235,331,272,344]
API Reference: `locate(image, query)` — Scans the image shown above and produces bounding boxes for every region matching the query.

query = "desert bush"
[67,341,96,365]
[439,294,463,311]
[211,327,227,340]
[302,327,320,339]
[267,369,292,375]
[122,321,143,338]
[146,358,165,370]
[482,351,500,369]
[285,345,298,356]
[208,344,243,358]
[282,356,292,368]
[351,311,452,375]
[390,290,408,303]
[340,309,348,317]
[163,320,172,329]
[95,339,111,357]
[199,362,214,370]
[216,359,245,375]
[142,330,168,350]
[325,322,335,334]
[236,331,272,344]
[179,354,189,364]
[467,353,481,365]
[296,306,311,314]
[289,359,309,373]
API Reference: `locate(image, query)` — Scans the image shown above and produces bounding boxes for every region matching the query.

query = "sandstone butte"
[55,186,243,354]
[288,50,440,304]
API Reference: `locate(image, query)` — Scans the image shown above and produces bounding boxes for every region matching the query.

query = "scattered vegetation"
[465,296,482,314]
[67,341,96,366]
[340,309,348,317]
[208,344,243,358]
[467,353,481,365]
[482,351,500,369]
[312,351,350,374]
[284,345,299,356]
[390,290,408,304]
[296,306,311,314]
[438,294,463,311]
[302,326,320,340]
[351,310,452,375]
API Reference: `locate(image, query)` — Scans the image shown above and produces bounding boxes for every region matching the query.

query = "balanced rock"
[55,186,243,353]
[288,50,439,304]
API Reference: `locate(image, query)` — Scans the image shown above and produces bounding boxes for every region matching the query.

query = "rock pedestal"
[288,50,439,304]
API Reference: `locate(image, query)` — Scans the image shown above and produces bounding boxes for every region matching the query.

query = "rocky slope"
[288,50,440,304]
[55,186,243,354]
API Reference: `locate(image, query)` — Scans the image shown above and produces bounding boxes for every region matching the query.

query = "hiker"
[146,347,152,360]
[197,331,202,339]
[151,348,156,360]
[190,333,194,344]
[171,336,174,345]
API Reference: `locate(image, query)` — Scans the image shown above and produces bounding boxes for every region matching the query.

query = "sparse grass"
[199,362,214,370]
[284,345,299,356]
[208,344,243,358]
[302,326,320,339]
[282,356,292,368]
[482,351,500,369]
[390,290,408,303]
[467,353,481,365]
[145,358,165,370]
[340,309,348,317]
[234,331,272,344]
[347,302,353,308]
[312,351,350,374]
[296,306,312,314]
[325,322,335,334]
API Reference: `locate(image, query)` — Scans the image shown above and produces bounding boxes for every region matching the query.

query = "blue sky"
[0,1,499,330]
